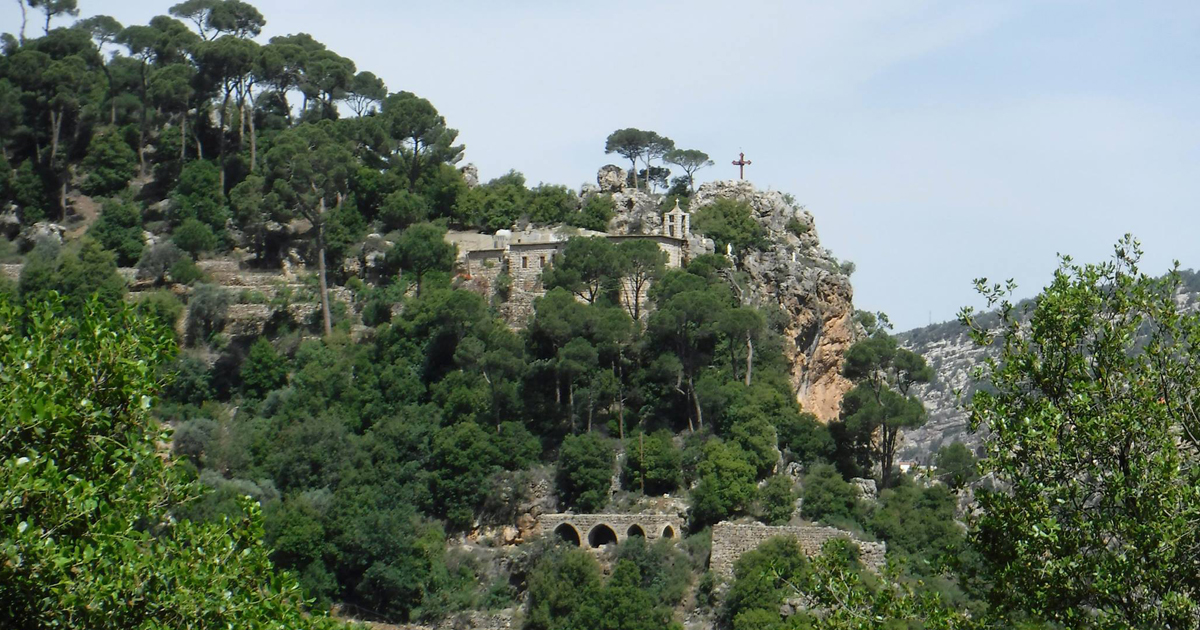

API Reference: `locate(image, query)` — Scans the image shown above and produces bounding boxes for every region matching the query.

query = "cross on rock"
[732,152,752,179]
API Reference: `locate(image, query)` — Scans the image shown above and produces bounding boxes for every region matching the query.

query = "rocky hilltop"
[684,180,858,422]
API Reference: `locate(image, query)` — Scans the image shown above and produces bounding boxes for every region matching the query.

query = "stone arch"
[554,523,581,546]
[587,524,618,548]
[661,525,675,539]
[627,524,645,538]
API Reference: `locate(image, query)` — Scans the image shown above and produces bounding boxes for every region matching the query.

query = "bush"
[378,189,430,232]
[170,257,206,285]
[88,198,144,266]
[623,429,682,496]
[172,160,228,230]
[759,475,796,525]
[691,198,767,255]
[785,217,810,238]
[569,194,614,231]
[136,241,186,283]
[173,218,217,257]
[610,537,692,607]
[187,283,231,343]
[135,289,184,331]
[934,441,978,490]
[723,536,812,629]
[80,131,137,196]
[689,438,758,528]
[163,354,212,406]
[800,463,862,527]
[240,337,288,398]
[556,433,614,513]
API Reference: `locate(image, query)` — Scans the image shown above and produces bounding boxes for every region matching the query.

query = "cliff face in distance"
[683,180,859,422]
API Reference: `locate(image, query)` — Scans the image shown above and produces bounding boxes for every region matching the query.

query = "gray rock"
[19,221,66,250]
[461,163,480,188]
[850,477,877,501]
[597,164,626,192]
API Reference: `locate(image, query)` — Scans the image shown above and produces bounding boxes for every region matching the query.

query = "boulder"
[850,477,878,502]
[461,163,480,188]
[597,164,626,192]
[19,221,66,250]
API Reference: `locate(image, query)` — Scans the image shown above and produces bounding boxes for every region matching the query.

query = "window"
[540,255,546,267]
[669,226,675,237]
[522,256,528,269]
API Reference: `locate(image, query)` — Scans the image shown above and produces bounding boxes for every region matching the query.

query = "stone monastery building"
[446,200,699,323]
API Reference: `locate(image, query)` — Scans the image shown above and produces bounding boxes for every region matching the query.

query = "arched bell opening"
[554,523,581,546]
[661,525,675,539]
[587,524,618,548]
[627,524,646,538]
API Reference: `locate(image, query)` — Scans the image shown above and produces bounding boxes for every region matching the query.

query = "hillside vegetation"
[2,2,1198,629]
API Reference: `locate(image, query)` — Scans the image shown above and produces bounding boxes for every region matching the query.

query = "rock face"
[895,319,993,461]
[690,180,858,422]
[596,164,626,192]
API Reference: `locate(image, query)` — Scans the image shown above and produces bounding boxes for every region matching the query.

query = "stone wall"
[539,513,683,549]
[709,522,886,577]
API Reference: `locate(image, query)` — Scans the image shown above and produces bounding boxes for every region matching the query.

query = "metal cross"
[732,152,752,179]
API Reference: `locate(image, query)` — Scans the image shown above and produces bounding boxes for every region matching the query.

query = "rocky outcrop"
[690,180,858,422]
[596,164,626,192]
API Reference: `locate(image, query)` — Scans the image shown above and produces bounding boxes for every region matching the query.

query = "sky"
[5,0,1199,330]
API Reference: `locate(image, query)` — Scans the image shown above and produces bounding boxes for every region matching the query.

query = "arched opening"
[627,524,645,538]
[554,523,581,546]
[587,524,618,548]
[661,525,675,539]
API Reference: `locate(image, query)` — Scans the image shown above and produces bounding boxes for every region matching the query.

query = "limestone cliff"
[685,180,859,423]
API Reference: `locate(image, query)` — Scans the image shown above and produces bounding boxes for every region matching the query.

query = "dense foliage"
[3,3,1197,628]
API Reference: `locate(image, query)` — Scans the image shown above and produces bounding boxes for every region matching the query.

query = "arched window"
[554,523,581,546]
[661,525,675,539]
[627,524,645,538]
[587,524,618,548]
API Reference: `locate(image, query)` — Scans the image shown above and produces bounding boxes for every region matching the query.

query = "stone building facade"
[447,200,694,325]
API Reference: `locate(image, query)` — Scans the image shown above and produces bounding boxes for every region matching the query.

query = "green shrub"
[691,198,767,255]
[569,193,614,231]
[173,218,217,257]
[556,432,614,513]
[378,189,430,232]
[800,463,862,528]
[136,241,186,283]
[240,337,288,398]
[80,131,137,196]
[169,257,206,285]
[759,475,796,525]
[785,217,810,238]
[623,429,682,496]
[187,283,231,343]
[89,198,144,266]
[135,289,184,331]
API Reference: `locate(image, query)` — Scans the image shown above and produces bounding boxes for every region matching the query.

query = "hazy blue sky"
[5,1,1198,330]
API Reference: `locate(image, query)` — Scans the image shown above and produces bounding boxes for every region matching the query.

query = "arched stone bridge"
[540,514,683,549]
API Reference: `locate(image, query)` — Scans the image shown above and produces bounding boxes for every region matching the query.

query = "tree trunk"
[616,361,625,441]
[745,335,754,387]
[247,101,257,171]
[218,90,231,192]
[180,112,187,162]
[16,0,27,43]
[568,382,576,433]
[689,375,703,430]
[48,109,61,164]
[316,225,333,337]
[639,433,645,493]
[586,388,594,433]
